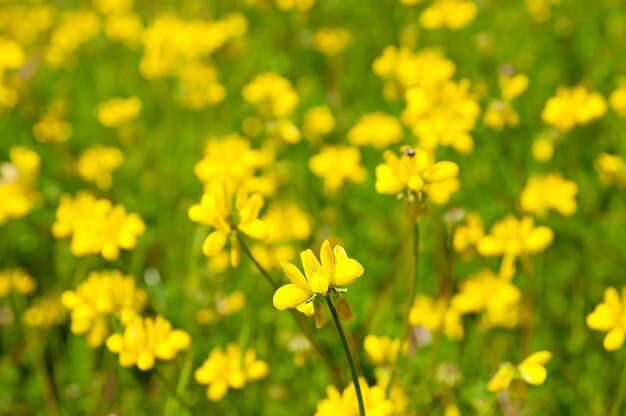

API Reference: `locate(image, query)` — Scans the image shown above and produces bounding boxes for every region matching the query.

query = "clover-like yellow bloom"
[188,184,268,267]
[609,84,626,117]
[587,287,626,351]
[375,147,460,205]
[487,350,552,392]
[313,27,352,56]
[364,335,404,366]
[520,173,578,216]
[541,85,606,132]
[195,291,246,324]
[62,270,147,347]
[97,96,142,128]
[195,343,269,401]
[177,62,226,109]
[242,72,299,118]
[409,295,464,340]
[106,315,191,371]
[595,153,626,188]
[43,10,101,68]
[453,212,484,253]
[32,107,73,143]
[24,295,65,329]
[315,377,395,416]
[419,0,478,31]
[0,268,36,297]
[77,146,124,190]
[0,146,40,225]
[373,47,455,91]
[451,269,521,328]
[303,106,335,140]
[272,240,364,314]
[309,146,367,193]
[348,112,403,149]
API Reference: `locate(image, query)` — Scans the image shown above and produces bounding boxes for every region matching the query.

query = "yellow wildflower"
[541,85,607,132]
[33,103,73,143]
[242,72,299,118]
[103,12,143,45]
[483,101,520,130]
[188,185,268,267]
[195,343,269,401]
[177,62,227,109]
[364,335,404,366]
[525,0,561,23]
[453,212,484,253]
[24,295,65,329]
[106,315,191,371]
[313,27,352,56]
[275,0,315,12]
[487,350,552,392]
[195,291,246,324]
[62,270,147,347]
[77,146,124,190]
[519,173,578,216]
[44,10,101,68]
[348,113,403,149]
[595,153,626,188]
[609,84,626,117]
[375,147,460,205]
[532,134,555,162]
[419,0,478,31]
[97,97,142,128]
[303,106,335,140]
[309,146,367,193]
[315,377,394,416]
[409,295,464,340]
[0,146,40,225]
[587,287,626,351]
[0,268,36,297]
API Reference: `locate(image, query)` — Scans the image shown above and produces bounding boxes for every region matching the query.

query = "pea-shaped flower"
[587,287,626,351]
[487,350,552,393]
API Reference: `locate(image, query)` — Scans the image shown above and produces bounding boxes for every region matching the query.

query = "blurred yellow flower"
[531,135,555,162]
[364,335,404,366]
[24,295,65,328]
[62,270,147,347]
[487,350,552,392]
[33,105,73,143]
[595,152,626,188]
[77,146,124,190]
[419,0,478,31]
[483,100,520,130]
[309,146,367,193]
[0,38,25,108]
[103,12,143,45]
[587,287,626,351]
[106,315,191,371]
[275,0,315,11]
[453,212,484,253]
[195,343,269,401]
[195,291,246,324]
[451,269,521,328]
[177,62,227,109]
[313,27,352,56]
[44,10,101,68]
[609,84,626,117]
[520,173,578,216]
[375,147,460,205]
[541,85,607,132]
[0,146,40,225]
[242,72,299,118]
[0,268,36,297]
[348,113,403,149]
[409,295,464,340]
[303,106,335,140]
[97,96,142,128]
[315,377,394,416]
[92,0,133,15]
[188,185,268,267]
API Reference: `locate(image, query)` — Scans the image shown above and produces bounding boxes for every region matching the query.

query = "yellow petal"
[521,350,552,367]
[310,272,329,295]
[604,328,625,351]
[202,230,228,257]
[297,302,314,316]
[334,258,364,286]
[477,236,503,257]
[239,219,268,240]
[586,304,615,331]
[106,334,123,353]
[525,226,554,253]
[273,284,311,310]
[137,351,155,371]
[319,240,335,281]
[300,249,323,280]
[486,365,515,392]
[208,381,229,401]
[407,175,424,192]
[429,161,459,182]
[280,262,308,290]
[519,364,547,385]
[375,164,404,195]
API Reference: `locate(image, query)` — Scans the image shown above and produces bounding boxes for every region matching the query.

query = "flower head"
[0,146,40,225]
[409,295,464,340]
[519,173,578,216]
[595,153,626,188]
[587,287,626,351]
[487,350,552,392]
[541,85,606,132]
[315,377,395,416]
[0,268,36,297]
[97,97,142,128]
[77,146,124,190]
[348,113,403,149]
[309,146,367,193]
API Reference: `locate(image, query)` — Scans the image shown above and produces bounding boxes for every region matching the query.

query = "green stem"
[237,234,344,387]
[153,368,197,416]
[612,351,626,416]
[326,296,365,416]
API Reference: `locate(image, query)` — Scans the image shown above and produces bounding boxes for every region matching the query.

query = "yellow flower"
[275,0,315,12]
[409,295,464,340]
[451,269,521,328]
[103,12,143,45]
[24,294,65,328]
[92,0,133,15]
[195,343,269,401]
[609,84,626,117]
[106,315,191,371]
[303,106,335,140]
[313,27,352,56]
[500,72,529,102]
[195,291,246,324]
[43,10,101,68]
[587,287,626,351]
[0,268,36,297]
[487,350,552,392]
[453,212,484,253]
[532,135,555,162]
[33,105,73,143]
[541,85,607,132]
[188,185,268,267]
[595,153,626,188]
[177,62,227,109]
[419,0,478,30]
[77,146,124,190]
[375,147,460,205]
[0,146,40,225]
[309,146,367,193]
[62,270,147,347]
[97,96,142,128]
[272,240,364,323]
[242,72,299,118]
[315,377,395,416]
[363,335,404,366]
[348,113,403,149]
[519,173,578,216]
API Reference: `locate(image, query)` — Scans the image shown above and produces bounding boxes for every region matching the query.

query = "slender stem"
[612,351,626,416]
[326,296,365,416]
[237,234,344,387]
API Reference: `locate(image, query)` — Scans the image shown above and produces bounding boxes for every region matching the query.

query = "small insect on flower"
[487,350,552,392]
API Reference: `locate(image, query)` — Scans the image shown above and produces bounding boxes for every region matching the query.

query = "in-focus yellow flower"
[0,146,40,225]
[595,153,626,188]
[419,0,478,31]
[303,106,335,140]
[453,212,484,253]
[309,146,367,193]
[188,184,268,267]
[451,269,521,328]
[487,350,552,392]
[106,315,191,371]
[77,146,124,190]
[348,113,403,149]
[409,295,464,340]
[364,335,404,366]
[315,377,394,416]
[519,173,578,216]
[242,72,298,118]
[272,240,364,326]
[97,97,142,128]
[195,343,269,401]
[313,27,352,56]
[375,147,460,205]
[587,287,626,351]
[62,270,147,347]
[24,294,65,328]
[0,268,36,297]
[541,85,607,132]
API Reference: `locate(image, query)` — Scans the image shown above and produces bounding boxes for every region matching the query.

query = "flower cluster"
[541,85,607,132]
[315,377,395,416]
[309,146,367,193]
[0,146,40,225]
[348,112,403,149]
[487,350,552,392]
[0,268,36,297]
[409,295,464,340]
[484,71,529,130]
[77,146,124,190]
[587,287,626,351]
[595,153,626,188]
[519,173,578,216]
[97,97,142,128]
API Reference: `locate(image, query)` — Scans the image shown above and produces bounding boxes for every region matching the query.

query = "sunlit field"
[1,0,626,415]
